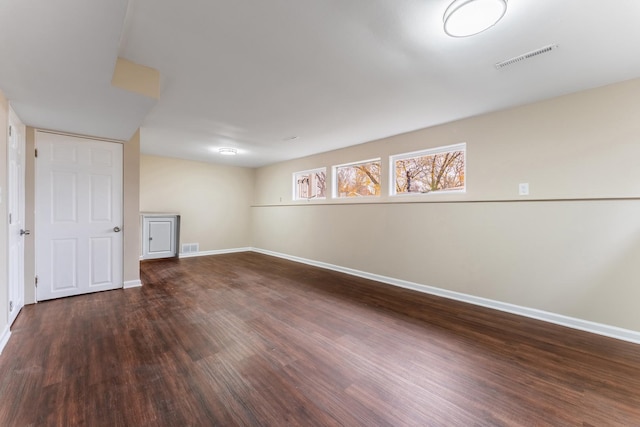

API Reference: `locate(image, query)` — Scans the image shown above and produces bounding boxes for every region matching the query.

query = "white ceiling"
[2,0,640,167]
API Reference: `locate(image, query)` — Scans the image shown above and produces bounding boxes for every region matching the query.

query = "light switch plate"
[519,183,529,196]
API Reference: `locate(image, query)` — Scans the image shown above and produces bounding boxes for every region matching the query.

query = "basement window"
[391,143,466,196]
[333,159,381,198]
[293,168,326,200]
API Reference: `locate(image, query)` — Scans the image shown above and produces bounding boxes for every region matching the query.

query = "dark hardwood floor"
[1,252,640,426]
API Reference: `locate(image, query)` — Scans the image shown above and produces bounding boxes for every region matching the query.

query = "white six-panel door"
[36,132,123,301]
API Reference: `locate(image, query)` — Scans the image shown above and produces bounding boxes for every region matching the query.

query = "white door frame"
[7,106,26,325]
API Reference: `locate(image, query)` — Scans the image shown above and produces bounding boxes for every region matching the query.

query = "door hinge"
[9,126,12,137]
[9,301,13,312]
[35,148,38,158]
[9,213,12,225]
[35,276,38,287]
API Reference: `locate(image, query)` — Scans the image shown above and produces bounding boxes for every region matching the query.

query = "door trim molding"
[0,326,11,354]
[36,128,124,144]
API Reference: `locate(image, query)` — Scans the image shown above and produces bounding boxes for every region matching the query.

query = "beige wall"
[140,155,254,252]
[0,91,8,333]
[123,130,141,284]
[255,78,640,204]
[111,58,160,100]
[252,78,640,332]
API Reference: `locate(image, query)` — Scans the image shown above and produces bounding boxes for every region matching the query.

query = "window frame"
[389,143,466,197]
[332,158,382,199]
[292,167,327,201]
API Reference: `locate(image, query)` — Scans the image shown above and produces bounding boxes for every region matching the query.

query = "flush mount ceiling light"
[218,147,237,156]
[444,0,507,37]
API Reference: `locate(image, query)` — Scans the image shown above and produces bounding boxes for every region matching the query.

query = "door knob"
[20,229,30,236]
[113,226,121,232]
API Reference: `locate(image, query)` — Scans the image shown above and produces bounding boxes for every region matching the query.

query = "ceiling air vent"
[495,44,559,69]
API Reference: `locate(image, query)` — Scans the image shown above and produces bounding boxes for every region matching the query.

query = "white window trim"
[292,167,327,201]
[332,158,381,199]
[389,143,466,196]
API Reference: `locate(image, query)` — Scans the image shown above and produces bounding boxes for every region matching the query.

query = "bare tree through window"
[392,144,465,195]
[334,160,381,197]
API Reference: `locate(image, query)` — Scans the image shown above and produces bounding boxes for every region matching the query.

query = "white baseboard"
[123,280,143,289]
[179,247,252,259]
[0,325,11,354]
[251,248,640,345]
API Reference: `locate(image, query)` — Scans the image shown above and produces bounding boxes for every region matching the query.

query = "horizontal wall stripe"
[252,197,640,208]
[0,326,11,355]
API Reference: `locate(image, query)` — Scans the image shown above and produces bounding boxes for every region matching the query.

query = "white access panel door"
[36,132,123,301]
[142,216,177,259]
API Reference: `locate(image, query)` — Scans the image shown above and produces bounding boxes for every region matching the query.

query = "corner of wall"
[123,129,141,284]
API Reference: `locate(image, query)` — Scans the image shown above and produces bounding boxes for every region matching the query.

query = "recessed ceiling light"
[443,0,507,38]
[218,147,237,156]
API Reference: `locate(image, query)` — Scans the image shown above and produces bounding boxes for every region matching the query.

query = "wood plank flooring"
[1,252,640,426]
